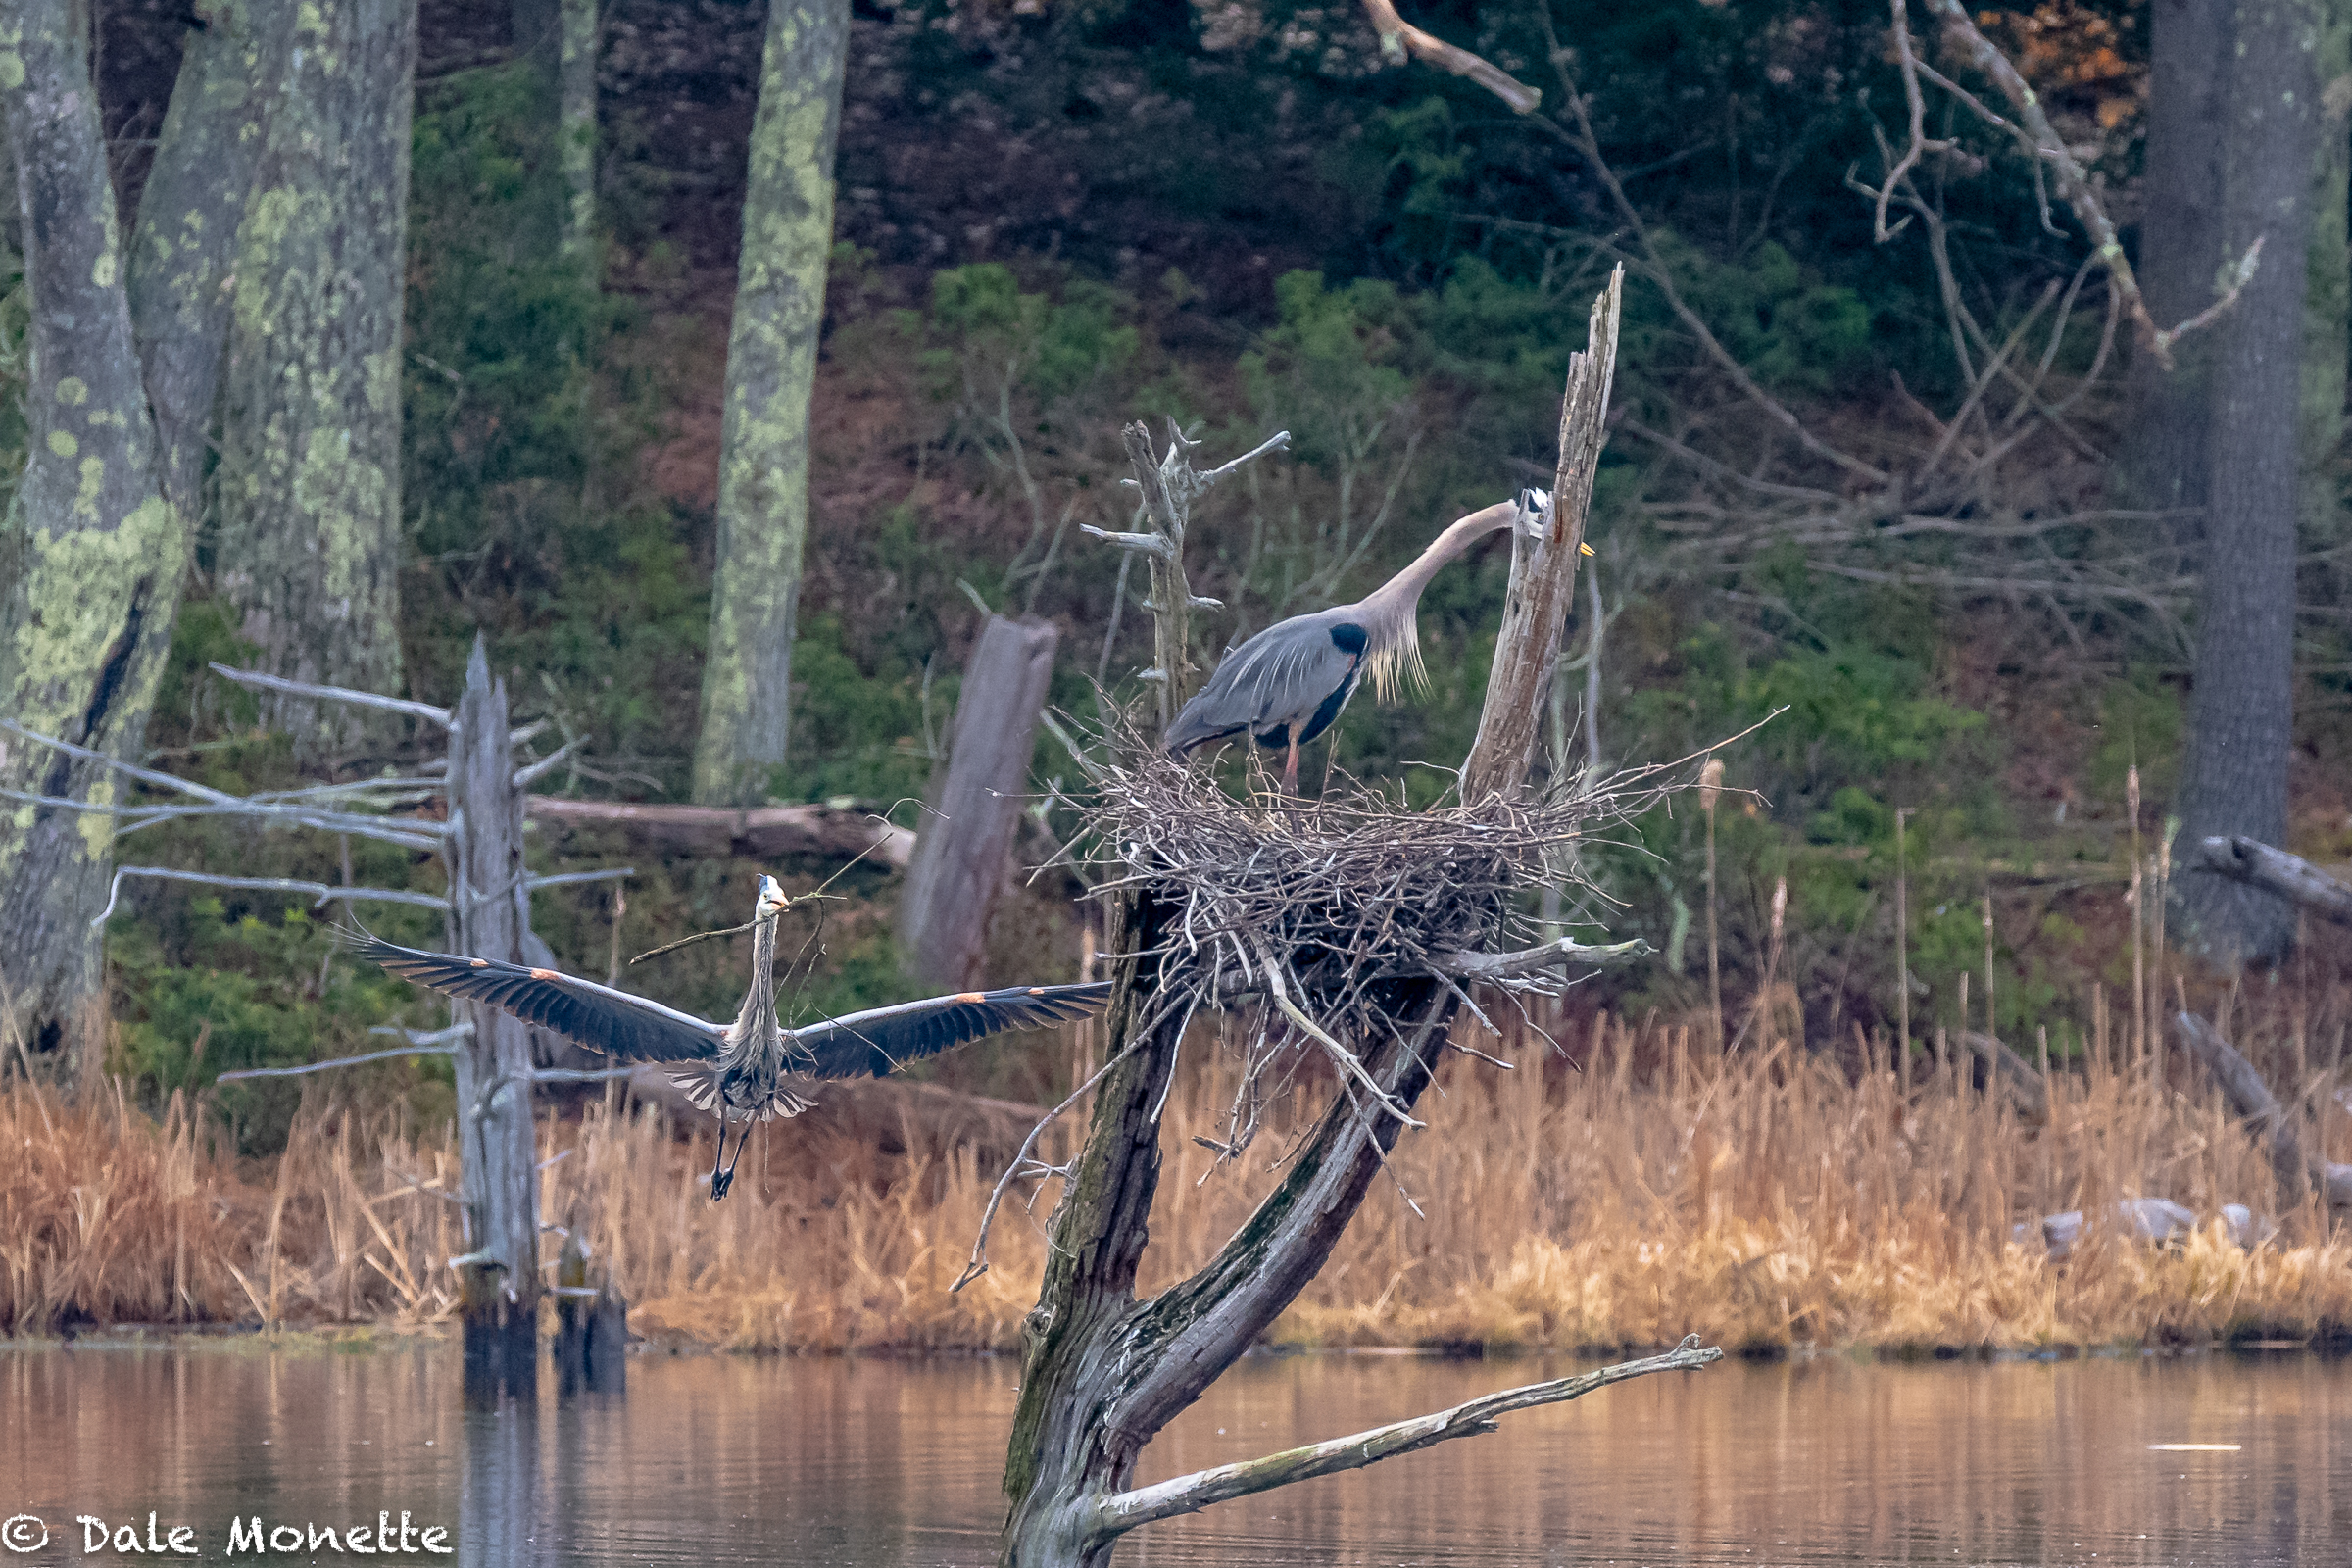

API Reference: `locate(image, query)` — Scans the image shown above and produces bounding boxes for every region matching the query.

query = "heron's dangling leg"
[709,1121,733,1201]
[1281,736,1301,795]
[716,1119,753,1199]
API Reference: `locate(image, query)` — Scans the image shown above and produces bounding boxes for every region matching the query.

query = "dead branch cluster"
[1076,745,1661,1160]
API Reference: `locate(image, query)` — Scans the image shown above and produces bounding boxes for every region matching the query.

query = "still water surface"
[3,1343,2347,1565]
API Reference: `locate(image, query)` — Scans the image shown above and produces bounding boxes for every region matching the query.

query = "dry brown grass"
[8,1010,2351,1351]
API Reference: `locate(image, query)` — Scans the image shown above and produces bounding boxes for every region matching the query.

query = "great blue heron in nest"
[349,876,1109,1199]
[1164,493,1584,790]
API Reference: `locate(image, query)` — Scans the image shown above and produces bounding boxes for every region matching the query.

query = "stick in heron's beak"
[628,920,757,965]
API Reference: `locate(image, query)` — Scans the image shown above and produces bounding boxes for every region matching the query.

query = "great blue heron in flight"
[1165,493,1585,790]
[348,876,1109,1199]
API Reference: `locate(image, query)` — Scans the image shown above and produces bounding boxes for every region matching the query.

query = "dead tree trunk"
[991,270,1681,1568]
[446,638,545,1391]
[900,614,1059,990]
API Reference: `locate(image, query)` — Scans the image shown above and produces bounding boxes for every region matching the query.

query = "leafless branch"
[215,1042,464,1082]
[1091,1337,1723,1544]
[90,866,447,927]
[1357,0,1541,115]
[208,662,454,726]
[1430,934,1652,980]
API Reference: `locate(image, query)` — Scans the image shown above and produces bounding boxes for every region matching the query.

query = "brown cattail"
[1700,757,1725,812]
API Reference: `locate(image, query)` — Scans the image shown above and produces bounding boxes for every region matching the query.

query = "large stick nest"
[1074,749,1672,1130]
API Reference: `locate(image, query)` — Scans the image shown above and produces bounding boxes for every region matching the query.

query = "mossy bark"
[128,0,301,524]
[691,0,849,806]
[559,0,597,256]
[0,1,184,1078]
[213,0,416,757]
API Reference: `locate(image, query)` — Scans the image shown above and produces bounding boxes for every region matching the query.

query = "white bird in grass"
[348,876,1109,1199]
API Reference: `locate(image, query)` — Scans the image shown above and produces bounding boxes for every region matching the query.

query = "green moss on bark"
[691,0,850,806]
[213,0,416,757]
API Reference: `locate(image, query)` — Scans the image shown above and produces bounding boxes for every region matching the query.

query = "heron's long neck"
[1348,501,1517,694]
[733,915,780,1045]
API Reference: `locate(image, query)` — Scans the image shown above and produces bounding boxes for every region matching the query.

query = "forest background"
[3,0,2349,1177]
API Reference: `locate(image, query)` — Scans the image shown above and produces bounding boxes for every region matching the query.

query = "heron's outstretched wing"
[345,932,726,1063]
[788,982,1113,1080]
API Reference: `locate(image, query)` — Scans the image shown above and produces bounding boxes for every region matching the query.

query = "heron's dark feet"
[710,1121,750,1201]
[708,1124,731,1201]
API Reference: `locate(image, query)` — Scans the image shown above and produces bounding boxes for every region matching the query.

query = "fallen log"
[1957,1030,2047,1122]
[525,795,913,868]
[2196,835,2352,929]
[2171,1011,2352,1207]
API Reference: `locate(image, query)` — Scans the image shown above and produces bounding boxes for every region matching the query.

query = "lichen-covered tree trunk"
[559,0,597,256]
[129,0,301,525]
[2174,0,2326,965]
[213,0,417,758]
[0,3,181,1078]
[691,0,850,806]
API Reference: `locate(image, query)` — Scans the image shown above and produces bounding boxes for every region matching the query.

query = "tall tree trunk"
[2121,0,2230,525]
[2173,0,2327,965]
[129,0,301,527]
[0,0,180,1079]
[2303,2,2351,546]
[690,0,850,806]
[559,0,596,256]
[213,0,417,758]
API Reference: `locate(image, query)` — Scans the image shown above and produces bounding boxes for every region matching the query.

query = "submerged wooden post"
[901,614,1059,990]
[552,1226,628,1395]
[447,637,543,1395]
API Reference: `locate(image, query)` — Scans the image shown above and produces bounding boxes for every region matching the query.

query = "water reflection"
[2,1343,2346,1565]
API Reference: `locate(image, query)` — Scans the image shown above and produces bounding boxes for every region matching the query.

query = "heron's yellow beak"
[1579,541,1595,556]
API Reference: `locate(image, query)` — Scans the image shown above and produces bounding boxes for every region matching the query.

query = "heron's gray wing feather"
[346,933,725,1062]
[789,982,1113,1079]
[1169,612,1359,749]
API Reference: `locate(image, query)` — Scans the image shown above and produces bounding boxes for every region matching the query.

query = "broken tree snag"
[994,272,1663,1568]
[2171,1011,2352,1208]
[1461,267,1622,804]
[899,614,1061,991]
[446,638,545,1394]
[2196,835,2352,930]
